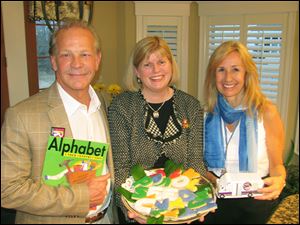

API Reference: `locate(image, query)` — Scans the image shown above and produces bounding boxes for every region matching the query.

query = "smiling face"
[135,51,172,97]
[216,51,246,107]
[51,27,101,99]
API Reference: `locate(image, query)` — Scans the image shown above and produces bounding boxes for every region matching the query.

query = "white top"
[57,82,111,217]
[220,118,269,177]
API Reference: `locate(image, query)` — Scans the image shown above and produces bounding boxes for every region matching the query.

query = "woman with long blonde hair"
[203,41,286,224]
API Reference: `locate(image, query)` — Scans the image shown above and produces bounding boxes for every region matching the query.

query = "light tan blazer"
[1,83,116,224]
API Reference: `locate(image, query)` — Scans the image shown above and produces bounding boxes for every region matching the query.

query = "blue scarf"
[204,94,258,172]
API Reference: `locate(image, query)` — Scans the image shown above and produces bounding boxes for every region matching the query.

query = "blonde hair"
[204,41,267,118]
[49,19,101,56]
[124,36,179,91]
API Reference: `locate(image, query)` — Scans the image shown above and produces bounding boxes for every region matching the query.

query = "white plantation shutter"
[247,24,283,103]
[147,25,178,60]
[209,24,240,57]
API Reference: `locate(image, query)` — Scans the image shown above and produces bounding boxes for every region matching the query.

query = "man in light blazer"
[1,19,117,224]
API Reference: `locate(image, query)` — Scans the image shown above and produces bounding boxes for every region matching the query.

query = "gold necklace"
[147,101,166,118]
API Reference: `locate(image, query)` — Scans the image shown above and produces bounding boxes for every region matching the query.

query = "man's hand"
[87,173,110,208]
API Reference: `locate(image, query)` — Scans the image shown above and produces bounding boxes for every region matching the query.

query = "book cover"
[42,136,109,187]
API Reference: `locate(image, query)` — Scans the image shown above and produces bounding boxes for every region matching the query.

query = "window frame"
[24,2,58,95]
[24,1,39,96]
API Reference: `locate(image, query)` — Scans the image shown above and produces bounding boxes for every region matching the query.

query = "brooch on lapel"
[182,119,190,129]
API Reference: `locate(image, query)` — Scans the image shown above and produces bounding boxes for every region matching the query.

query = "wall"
[2,1,29,106]
[285,11,299,160]
[188,2,199,98]
[92,2,118,85]
[92,1,136,89]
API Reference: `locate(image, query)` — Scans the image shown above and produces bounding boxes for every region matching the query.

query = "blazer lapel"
[47,83,73,138]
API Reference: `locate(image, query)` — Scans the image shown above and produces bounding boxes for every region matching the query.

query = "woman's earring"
[137,77,142,84]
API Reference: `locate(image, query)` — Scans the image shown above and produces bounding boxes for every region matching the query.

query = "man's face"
[51,27,101,97]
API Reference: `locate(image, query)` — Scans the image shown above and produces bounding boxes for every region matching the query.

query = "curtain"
[28,1,93,32]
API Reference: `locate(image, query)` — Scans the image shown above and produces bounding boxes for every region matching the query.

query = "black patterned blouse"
[108,87,205,210]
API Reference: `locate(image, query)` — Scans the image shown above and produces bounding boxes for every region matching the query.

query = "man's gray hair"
[49,19,101,56]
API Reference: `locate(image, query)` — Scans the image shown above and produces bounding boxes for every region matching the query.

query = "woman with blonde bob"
[203,41,286,224]
[124,36,179,91]
[108,36,206,223]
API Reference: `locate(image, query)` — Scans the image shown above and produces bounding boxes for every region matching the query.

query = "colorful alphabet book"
[42,136,109,187]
